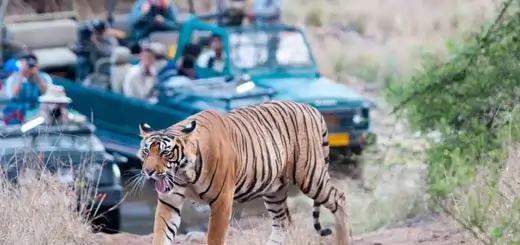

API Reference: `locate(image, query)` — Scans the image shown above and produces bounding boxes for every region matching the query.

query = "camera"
[149,5,166,17]
[71,22,94,56]
[50,107,62,121]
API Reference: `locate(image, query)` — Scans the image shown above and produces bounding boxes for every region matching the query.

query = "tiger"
[137,100,353,245]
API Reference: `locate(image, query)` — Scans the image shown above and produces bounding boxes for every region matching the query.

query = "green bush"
[386,0,520,243]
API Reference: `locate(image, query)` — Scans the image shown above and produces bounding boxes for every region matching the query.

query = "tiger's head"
[138,120,198,194]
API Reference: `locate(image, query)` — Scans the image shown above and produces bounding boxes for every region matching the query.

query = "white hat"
[38,85,72,104]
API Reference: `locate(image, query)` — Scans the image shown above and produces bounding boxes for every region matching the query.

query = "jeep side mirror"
[111,152,128,164]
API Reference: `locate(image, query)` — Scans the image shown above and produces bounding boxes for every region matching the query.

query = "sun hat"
[38,85,72,104]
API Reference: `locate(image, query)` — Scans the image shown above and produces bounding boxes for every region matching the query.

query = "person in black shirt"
[177,55,197,79]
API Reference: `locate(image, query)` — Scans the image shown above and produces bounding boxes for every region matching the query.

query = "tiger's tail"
[312,113,333,236]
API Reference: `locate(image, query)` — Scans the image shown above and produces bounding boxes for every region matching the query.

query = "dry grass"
[229,213,336,245]
[288,0,501,83]
[0,167,96,245]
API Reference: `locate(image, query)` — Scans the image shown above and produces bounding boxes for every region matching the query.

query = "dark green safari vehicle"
[0,110,125,233]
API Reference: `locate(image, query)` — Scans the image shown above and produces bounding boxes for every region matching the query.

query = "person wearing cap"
[246,0,282,25]
[73,22,95,82]
[88,19,117,80]
[25,84,86,125]
[3,53,53,125]
[127,0,179,49]
[122,44,163,102]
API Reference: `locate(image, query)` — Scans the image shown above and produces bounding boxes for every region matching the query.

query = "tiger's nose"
[142,168,156,178]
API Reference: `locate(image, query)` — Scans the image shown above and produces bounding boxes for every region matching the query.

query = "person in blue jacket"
[3,53,53,125]
[127,0,179,51]
[2,57,18,74]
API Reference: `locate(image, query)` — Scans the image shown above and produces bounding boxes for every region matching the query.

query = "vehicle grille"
[321,108,369,130]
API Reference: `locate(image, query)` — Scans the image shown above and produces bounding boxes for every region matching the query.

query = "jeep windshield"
[228,28,315,73]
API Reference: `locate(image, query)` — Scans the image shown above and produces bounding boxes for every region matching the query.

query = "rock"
[183,231,206,243]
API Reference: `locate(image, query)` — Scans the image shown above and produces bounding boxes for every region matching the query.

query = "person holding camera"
[73,22,95,82]
[3,53,53,125]
[73,20,117,83]
[127,0,179,51]
[25,84,86,125]
[89,20,117,81]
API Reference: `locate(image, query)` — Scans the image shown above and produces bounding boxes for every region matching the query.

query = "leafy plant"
[386,0,520,243]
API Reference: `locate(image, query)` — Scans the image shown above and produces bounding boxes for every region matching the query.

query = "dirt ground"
[94,215,465,245]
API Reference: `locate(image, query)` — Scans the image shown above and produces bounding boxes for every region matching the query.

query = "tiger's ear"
[139,121,154,137]
[181,120,196,134]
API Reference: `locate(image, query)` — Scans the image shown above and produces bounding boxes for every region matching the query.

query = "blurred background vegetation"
[387,0,520,243]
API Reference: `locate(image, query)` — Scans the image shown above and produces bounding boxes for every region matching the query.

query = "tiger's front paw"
[265,230,285,245]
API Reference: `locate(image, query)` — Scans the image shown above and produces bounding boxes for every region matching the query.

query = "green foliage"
[385,0,520,243]
[388,0,520,192]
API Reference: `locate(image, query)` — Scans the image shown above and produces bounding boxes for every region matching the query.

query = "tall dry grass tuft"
[0,166,96,245]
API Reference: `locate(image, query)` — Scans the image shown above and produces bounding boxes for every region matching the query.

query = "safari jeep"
[158,17,377,160]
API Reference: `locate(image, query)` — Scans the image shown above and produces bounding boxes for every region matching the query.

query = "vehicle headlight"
[112,163,121,184]
[352,114,364,124]
[352,109,365,124]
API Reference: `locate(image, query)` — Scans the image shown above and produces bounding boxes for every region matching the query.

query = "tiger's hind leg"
[263,178,292,245]
[297,165,353,245]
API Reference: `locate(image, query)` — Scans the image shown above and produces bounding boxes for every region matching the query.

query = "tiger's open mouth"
[154,179,172,194]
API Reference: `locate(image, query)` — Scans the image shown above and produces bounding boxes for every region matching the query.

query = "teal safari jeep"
[158,17,377,159]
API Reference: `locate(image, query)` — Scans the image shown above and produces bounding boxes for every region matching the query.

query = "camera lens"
[51,107,62,120]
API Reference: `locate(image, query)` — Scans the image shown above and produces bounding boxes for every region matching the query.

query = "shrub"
[387,0,520,243]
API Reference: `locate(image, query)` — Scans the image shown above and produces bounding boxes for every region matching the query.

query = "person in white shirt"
[196,34,225,73]
[122,45,161,102]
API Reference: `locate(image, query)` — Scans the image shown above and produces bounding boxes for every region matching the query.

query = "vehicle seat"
[7,19,77,70]
[110,46,133,94]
